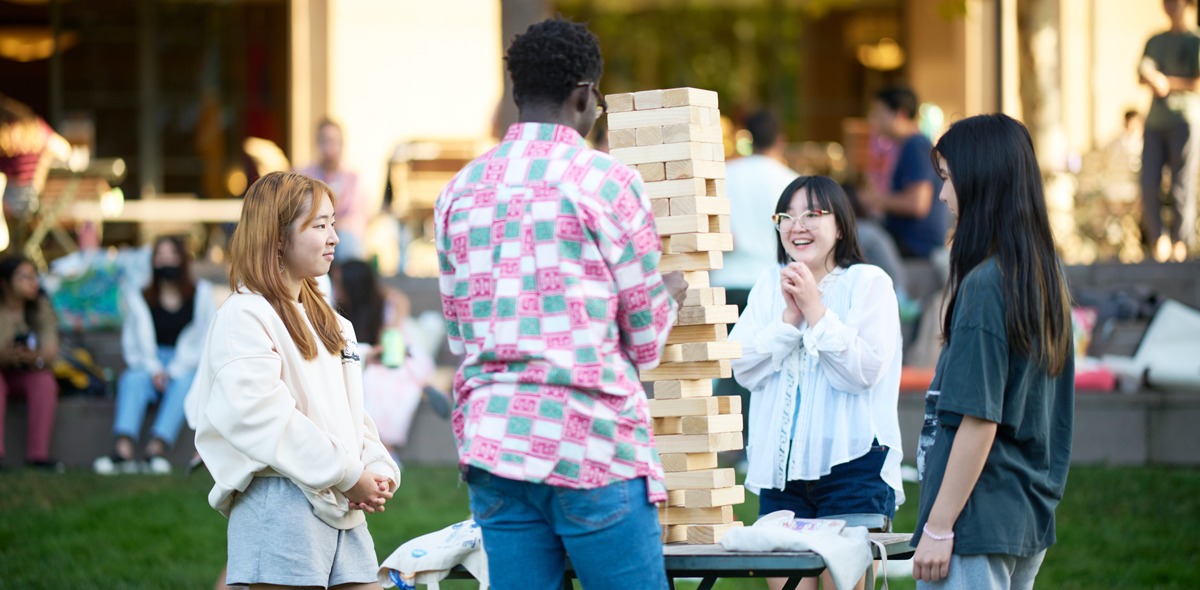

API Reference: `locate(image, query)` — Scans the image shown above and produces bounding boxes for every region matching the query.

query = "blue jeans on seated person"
[465,466,668,590]
[113,346,195,447]
[758,441,895,523]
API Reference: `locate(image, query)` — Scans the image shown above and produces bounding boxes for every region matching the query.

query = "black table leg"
[695,576,719,590]
[782,577,802,590]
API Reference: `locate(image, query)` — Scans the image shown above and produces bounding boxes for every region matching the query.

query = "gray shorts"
[916,550,1047,590]
[226,477,379,587]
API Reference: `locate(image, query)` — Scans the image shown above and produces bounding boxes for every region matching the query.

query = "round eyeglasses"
[772,210,832,232]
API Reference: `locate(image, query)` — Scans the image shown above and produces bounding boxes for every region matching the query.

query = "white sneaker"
[93,455,139,475]
[143,456,172,475]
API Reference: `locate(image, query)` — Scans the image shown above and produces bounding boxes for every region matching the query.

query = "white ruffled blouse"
[730,263,905,507]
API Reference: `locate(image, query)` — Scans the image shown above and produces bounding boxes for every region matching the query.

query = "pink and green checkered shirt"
[435,123,675,502]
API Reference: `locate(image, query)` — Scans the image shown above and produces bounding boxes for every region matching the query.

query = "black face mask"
[153,265,183,282]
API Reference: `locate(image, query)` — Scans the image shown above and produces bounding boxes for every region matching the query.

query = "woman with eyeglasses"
[730,175,903,590]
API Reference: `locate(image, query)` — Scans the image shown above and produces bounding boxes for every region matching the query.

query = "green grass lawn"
[0,465,1196,589]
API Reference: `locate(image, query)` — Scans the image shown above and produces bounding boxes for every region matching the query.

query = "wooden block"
[611,142,707,166]
[717,395,742,414]
[657,432,743,455]
[651,199,671,219]
[652,416,683,435]
[681,485,745,508]
[644,178,707,200]
[686,522,743,544]
[662,341,740,363]
[660,451,718,472]
[681,270,709,288]
[652,379,713,399]
[666,323,726,345]
[677,286,725,307]
[655,214,709,236]
[658,505,733,525]
[670,196,730,216]
[664,467,738,488]
[666,159,726,180]
[707,179,726,197]
[662,87,720,108]
[640,359,731,381]
[605,93,635,113]
[635,125,664,146]
[608,106,707,130]
[663,525,689,544]
[709,215,730,233]
[676,341,742,362]
[637,162,665,182]
[659,251,722,273]
[704,107,721,126]
[662,124,723,145]
[682,413,744,435]
[668,233,733,254]
[648,397,720,417]
[677,305,739,326]
[633,89,664,110]
[608,128,636,149]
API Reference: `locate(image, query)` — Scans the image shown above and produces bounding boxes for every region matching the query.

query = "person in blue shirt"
[865,86,949,259]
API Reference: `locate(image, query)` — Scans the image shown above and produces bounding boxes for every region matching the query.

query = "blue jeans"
[465,467,668,590]
[113,346,194,447]
[758,442,896,522]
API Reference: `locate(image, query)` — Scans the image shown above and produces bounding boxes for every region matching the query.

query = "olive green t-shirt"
[1143,30,1200,130]
[914,258,1074,557]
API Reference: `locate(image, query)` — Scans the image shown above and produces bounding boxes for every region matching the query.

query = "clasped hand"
[346,471,394,513]
[780,263,825,326]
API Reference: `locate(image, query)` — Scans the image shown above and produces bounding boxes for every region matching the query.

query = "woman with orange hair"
[189,171,399,589]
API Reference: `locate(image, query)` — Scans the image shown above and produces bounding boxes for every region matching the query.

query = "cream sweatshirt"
[190,291,399,530]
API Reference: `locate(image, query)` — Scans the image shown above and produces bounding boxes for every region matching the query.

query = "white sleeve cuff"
[754,322,804,371]
[802,310,857,359]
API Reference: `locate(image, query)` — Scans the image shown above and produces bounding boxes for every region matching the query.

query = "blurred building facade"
[0,0,1173,262]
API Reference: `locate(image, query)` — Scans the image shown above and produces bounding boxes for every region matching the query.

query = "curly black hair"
[505,18,603,109]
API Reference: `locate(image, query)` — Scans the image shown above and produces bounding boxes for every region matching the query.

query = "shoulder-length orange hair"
[228,171,346,360]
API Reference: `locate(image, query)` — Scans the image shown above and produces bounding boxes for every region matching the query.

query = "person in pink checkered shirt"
[434,18,687,590]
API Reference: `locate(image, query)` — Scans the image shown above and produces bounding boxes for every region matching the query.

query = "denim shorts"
[757,442,895,523]
[226,477,379,587]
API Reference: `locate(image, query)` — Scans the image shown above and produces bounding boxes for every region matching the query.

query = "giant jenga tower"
[606,88,745,545]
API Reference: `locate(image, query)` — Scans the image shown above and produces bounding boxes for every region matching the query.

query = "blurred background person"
[1139,0,1200,261]
[843,182,915,319]
[0,255,61,470]
[94,236,214,475]
[332,259,442,467]
[0,94,70,253]
[864,86,949,260]
[714,109,799,315]
[712,109,798,446]
[296,118,367,262]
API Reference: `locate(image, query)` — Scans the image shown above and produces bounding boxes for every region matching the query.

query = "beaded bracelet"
[923,523,955,541]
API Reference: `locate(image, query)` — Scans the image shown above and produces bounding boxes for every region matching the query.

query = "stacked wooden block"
[606,87,745,545]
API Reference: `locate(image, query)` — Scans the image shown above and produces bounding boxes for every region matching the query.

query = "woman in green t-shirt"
[911,114,1074,589]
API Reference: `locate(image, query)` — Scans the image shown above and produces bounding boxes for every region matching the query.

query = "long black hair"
[932,113,1072,375]
[335,260,386,345]
[0,255,43,330]
[773,175,866,270]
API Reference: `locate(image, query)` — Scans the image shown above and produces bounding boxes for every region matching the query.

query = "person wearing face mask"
[730,176,904,590]
[94,235,215,475]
